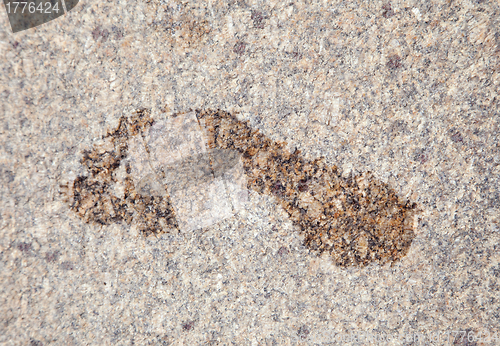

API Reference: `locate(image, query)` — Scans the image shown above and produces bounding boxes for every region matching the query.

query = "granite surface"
[1,0,499,345]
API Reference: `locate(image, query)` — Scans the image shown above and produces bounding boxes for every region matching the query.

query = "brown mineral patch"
[387,54,403,70]
[233,41,247,56]
[382,3,395,18]
[62,109,178,235]
[251,10,266,29]
[196,109,418,267]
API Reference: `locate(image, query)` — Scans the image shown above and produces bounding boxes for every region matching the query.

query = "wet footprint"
[63,109,418,267]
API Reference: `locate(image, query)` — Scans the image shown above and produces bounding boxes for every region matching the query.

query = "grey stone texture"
[1,0,499,344]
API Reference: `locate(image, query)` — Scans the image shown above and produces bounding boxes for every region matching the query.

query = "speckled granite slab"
[1,0,499,345]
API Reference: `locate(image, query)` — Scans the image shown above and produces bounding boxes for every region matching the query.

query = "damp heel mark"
[64,109,178,236]
[65,108,418,267]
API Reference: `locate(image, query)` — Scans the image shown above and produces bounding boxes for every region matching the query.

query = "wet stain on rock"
[62,109,178,236]
[196,109,417,267]
[65,109,417,267]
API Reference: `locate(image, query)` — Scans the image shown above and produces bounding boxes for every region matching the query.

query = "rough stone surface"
[1,0,499,344]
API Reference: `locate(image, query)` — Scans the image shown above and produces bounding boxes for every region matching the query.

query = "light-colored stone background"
[1,0,499,344]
